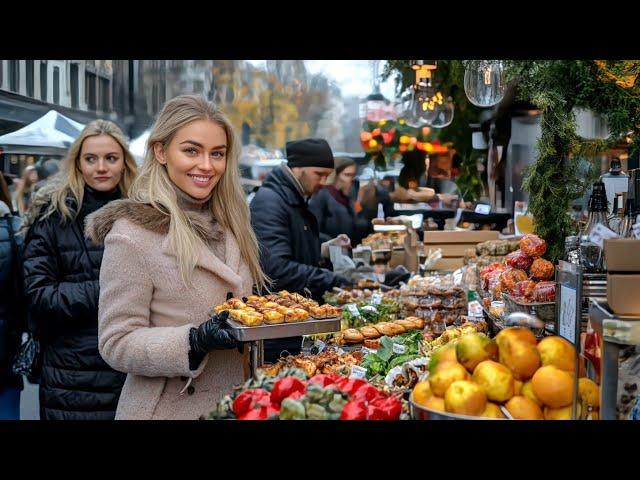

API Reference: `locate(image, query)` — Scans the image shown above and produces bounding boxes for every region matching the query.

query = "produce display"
[259,349,363,377]
[411,327,600,420]
[339,298,401,329]
[208,368,403,420]
[479,234,557,307]
[359,330,425,380]
[213,291,341,326]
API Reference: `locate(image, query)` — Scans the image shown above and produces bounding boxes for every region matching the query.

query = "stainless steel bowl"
[409,393,511,420]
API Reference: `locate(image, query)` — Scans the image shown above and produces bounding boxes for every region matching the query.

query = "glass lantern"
[463,60,506,108]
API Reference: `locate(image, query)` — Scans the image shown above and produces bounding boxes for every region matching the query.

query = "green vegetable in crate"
[387,354,422,370]
[279,398,307,420]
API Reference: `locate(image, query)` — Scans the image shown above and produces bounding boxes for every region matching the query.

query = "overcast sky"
[246,60,399,100]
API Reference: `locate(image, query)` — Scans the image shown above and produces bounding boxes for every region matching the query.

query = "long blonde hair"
[131,94,269,290]
[41,119,138,222]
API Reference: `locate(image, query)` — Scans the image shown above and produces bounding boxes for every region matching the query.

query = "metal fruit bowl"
[409,393,511,420]
[502,293,555,323]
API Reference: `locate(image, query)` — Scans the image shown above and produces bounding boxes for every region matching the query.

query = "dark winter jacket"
[22,186,126,420]
[0,202,25,392]
[309,186,370,246]
[250,166,345,300]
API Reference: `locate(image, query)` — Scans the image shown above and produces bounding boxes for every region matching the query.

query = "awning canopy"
[0,110,85,155]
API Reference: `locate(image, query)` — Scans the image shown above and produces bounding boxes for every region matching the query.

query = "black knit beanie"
[286,138,335,169]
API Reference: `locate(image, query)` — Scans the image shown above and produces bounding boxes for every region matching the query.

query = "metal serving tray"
[226,316,342,342]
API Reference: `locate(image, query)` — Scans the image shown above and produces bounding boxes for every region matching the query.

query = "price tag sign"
[468,300,483,317]
[350,365,368,379]
[361,347,378,355]
[371,293,383,305]
[587,223,619,248]
[392,343,406,354]
[453,268,464,286]
[559,285,577,343]
[475,204,491,215]
[313,339,326,353]
[346,303,359,316]
[633,222,640,239]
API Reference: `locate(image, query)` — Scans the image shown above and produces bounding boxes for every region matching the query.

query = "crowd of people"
[0,94,393,420]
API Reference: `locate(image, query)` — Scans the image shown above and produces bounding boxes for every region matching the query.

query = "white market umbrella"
[0,110,85,156]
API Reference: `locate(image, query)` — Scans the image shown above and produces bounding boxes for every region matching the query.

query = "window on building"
[26,61,34,97]
[40,61,48,101]
[8,60,19,92]
[53,67,60,104]
[100,77,110,112]
[86,71,96,111]
[70,63,79,108]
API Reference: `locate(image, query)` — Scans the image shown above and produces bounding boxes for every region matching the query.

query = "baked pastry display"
[213,290,342,327]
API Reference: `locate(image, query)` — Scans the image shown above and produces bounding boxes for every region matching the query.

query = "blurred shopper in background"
[14,165,38,215]
[310,156,369,247]
[0,172,26,420]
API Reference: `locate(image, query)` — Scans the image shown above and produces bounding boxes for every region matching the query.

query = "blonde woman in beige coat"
[85,95,268,420]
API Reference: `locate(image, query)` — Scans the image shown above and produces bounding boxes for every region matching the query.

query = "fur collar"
[85,199,224,246]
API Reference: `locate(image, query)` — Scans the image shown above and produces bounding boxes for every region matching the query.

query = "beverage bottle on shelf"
[607,195,624,234]
[564,236,581,266]
[580,181,610,273]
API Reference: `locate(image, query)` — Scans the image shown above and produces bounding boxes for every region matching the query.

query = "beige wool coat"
[85,200,253,420]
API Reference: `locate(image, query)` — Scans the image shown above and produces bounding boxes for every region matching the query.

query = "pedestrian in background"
[14,165,38,215]
[0,172,26,420]
[309,156,370,247]
[22,120,137,420]
[87,95,266,420]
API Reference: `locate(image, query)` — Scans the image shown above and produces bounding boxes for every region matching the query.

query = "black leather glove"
[188,310,241,370]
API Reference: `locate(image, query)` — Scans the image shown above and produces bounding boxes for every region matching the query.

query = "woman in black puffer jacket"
[22,120,137,420]
[0,173,26,420]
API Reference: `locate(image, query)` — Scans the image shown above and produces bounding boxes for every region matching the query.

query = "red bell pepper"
[351,383,383,403]
[340,400,368,420]
[334,378,368,396]
[270,377,307,405]
[232,388,271,417]
[237,403,280,420]
[367,396,402,420]
[307,373,342,387]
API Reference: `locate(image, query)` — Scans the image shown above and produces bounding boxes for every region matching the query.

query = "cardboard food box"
[424,230,500,244]
[429,257,465,271]
[424,243,478,257]
[607,273,640,316]
[388,228,420,272]
[604,239,640,272]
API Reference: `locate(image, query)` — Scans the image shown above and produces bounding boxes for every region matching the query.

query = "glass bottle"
[580,181,609,273]
[564,236,580,265]
[619,198,637,238]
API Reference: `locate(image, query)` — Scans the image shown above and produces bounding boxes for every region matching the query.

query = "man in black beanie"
[250,138,350,362]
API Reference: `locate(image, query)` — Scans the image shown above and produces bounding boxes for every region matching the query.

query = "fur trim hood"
[85,199,224,246]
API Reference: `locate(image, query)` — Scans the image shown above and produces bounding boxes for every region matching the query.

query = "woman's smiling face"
[154,119,227,199]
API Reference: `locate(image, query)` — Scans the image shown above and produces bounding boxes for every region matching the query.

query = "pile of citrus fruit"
[411,327,600,420]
